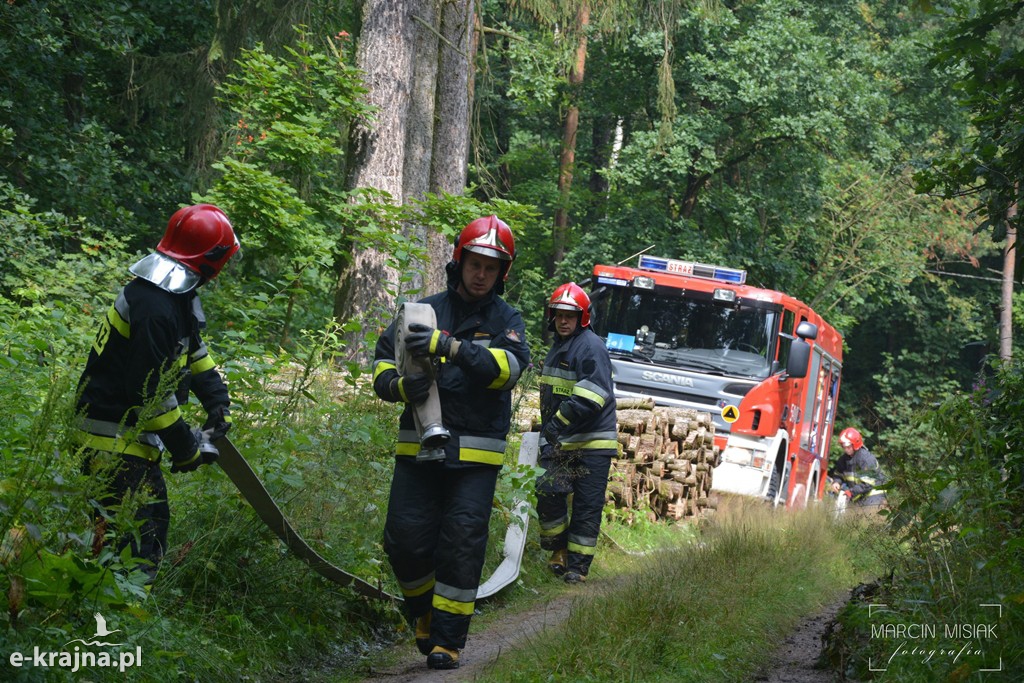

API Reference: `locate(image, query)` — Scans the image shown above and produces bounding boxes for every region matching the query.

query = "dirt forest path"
[359,591,581,683]
[359,588,845,683]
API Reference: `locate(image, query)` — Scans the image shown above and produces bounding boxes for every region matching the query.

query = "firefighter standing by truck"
[830,427,886,508]
[74,204,239,580]
[371,216,531,670]
[536,283,617,584]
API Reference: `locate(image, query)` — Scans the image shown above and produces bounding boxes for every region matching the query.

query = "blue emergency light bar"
[637,255,747,285]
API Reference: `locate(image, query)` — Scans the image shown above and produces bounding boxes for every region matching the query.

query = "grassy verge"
[477,496,885,682]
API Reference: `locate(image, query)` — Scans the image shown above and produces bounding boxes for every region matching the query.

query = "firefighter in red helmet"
[75,204,239,580]
[536,283,617,584]
[371,215,530,670]
[830,427,886,508]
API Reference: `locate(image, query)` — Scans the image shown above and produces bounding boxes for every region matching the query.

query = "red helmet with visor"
[157,204,240,280]
[452,216,515,276]
[548,282,591,328]
[839,427,864,450]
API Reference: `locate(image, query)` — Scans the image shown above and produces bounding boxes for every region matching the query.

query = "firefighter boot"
[563,571,587,585]
[414,612,432,655]
[547,548,567,577]
[427,645,460,670]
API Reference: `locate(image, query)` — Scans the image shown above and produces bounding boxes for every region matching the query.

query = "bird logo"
[64,612,125,648]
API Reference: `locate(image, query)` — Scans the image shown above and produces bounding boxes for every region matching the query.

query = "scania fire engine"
[589,255,843,507]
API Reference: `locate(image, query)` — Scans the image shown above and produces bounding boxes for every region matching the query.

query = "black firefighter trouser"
[536,449,612,576]
[383,457,500,651]
[83,450,169,569]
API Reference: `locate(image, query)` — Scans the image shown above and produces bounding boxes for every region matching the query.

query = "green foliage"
[914,0,1024,239]
[834,361,1024,680]
[482,500,882,682]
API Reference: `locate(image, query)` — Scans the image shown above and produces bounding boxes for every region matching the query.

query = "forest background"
[0,0,1021,681]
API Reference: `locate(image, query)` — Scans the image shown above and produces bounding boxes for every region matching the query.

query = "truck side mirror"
[786,339,811,379]
[795,321,818,340]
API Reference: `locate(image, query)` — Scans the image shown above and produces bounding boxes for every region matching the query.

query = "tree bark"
[1000,197,1017,361]
[403,0,441,296]
[551,2,590,275]
[428,0,476,294]
[334,0,417,339]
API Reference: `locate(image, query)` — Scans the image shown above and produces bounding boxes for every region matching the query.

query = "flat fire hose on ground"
[215,436,397,601]
[214,432,538,602]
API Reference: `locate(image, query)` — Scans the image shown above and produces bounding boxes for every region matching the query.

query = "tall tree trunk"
[334,0,417,345]
[1000,197,1017,361]
[427,0,476,295]
[551,2,590,276]
[403,0,441,296]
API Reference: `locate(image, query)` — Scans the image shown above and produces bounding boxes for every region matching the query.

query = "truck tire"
[767,459,790,507]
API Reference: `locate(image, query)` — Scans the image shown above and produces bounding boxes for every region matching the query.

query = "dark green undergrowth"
[477,497,885,683]
[829,361,1024,681]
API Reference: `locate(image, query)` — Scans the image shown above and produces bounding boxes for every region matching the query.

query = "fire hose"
[214,301,538,601]
[214,433,537,602]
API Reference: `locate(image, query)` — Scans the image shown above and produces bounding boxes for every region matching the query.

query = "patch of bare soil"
[358,590,586,683]
[753,599,847,683]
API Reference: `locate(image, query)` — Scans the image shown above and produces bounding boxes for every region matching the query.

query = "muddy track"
[359,587,844,682]
[359,591,582,682]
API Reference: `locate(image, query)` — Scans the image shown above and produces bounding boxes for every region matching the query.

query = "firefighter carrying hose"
[536,283,617,584]
[830,427,887,508]
[75,204,239,580]
[371,216,531,670]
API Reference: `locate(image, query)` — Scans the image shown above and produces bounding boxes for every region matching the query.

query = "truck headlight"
[722,446,767,469]
[722,446,753,466]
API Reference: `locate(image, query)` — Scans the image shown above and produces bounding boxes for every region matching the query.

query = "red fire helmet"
[452,215,516,280]
[548,282,591,328]
[839,427,863,450]
[157,204,240,280]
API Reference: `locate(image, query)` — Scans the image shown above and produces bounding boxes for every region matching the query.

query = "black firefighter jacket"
[539,326,618,455]
[75,278,229,462]
[372,286,531,467]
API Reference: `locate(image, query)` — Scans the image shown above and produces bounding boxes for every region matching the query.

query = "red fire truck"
[589,255,843,507]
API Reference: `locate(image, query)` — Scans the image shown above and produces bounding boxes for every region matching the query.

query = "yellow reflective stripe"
[558,439,619,451]
[107,305,130,338]
[485,348,512,390]
[190,355,215,374]
[433,594,474,616]
[540,521,568,537]
[401,578,435,598]
[175,448,201,468]
[459,447,504,466]
[541,375,575,391]
[568,541,596,556]
[555,411,571,426]
[74,432,161,461]
[141,407,182,431]
[373,360,397,382]
[429,330,442,354]
[572,385,605,406]
[396,441,420,457]
[397,378,410,402]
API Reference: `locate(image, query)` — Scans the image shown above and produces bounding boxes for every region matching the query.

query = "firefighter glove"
[395,372,431,404]
[406,323,462,360]
[541,420,562,446]
[203,405,232,441]
[170,428,220,473]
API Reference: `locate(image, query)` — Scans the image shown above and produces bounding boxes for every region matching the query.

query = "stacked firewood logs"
[519,392,720,521]
[608,397,720,521]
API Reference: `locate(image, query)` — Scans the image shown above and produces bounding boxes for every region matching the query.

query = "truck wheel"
[767,460,790,507]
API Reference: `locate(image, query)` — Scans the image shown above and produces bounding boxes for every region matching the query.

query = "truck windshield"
[591,287,779,380]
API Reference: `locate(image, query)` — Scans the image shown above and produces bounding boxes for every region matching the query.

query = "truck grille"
[615,383,719,406]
